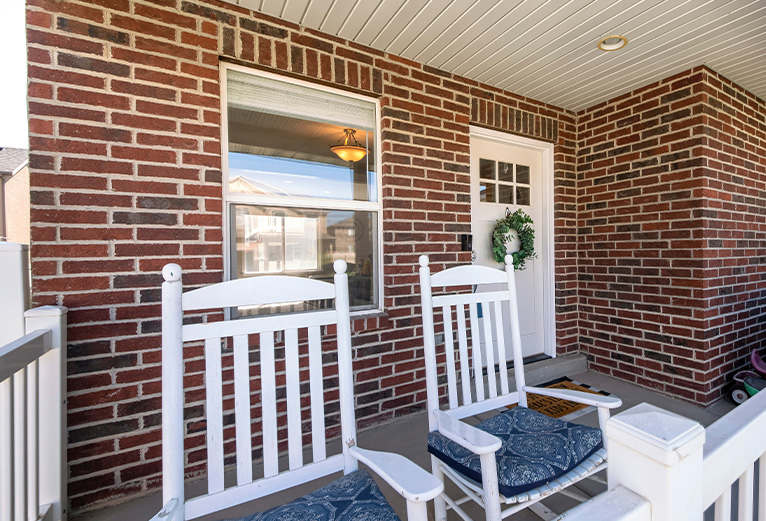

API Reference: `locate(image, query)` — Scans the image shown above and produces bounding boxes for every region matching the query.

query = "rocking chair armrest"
[148,498,180,521]
[434,410,502,455]
[523,386,622,409]
[349,446,443,503]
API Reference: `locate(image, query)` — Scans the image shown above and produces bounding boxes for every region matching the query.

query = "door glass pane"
[516,164,530,185]
[232,205,378,314]
[480,183,496,203]
[498,162,513,183]
[498,184,513,205]
[479,159,495,180]
[516,186,531,206]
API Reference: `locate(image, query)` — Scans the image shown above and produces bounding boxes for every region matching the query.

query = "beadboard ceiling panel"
[225,0,766,111]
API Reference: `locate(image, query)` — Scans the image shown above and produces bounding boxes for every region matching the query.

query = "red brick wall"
[25,0,575,512]
[698,69,766,399]
[577,67,766,404]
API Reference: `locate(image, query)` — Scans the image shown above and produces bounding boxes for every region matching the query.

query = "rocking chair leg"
[431,457,448,521]
[405,500,429,521]
[479,452,502,521]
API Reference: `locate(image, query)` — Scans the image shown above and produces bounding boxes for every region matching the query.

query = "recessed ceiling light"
[598,35,627,52]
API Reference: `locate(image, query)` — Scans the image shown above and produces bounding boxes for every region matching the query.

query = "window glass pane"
[227,70,377,202]
[479,159,495,180]
[227,113,376,202]
[232,205,378,314]
[516,186,531,206]
[228,149,376,201]
[516,164,530,185]
[480,182,496,203]
[498,184,513,205]
[498,162,513,183]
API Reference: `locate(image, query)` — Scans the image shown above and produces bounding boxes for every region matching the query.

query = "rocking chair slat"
[433,291,509,308]
[284,328,302,471]
[480,300,498,399]
[441,306,459,409]
[493,300,510,395]
[455,305,472,406]
[182,311,336,343]
[260,332,279,479]
[307,326,326,463]
[204,338,225,494]
[467,303,485,402]
[233,335,252,486]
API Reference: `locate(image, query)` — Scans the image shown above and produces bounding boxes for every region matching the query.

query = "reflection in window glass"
[516,186,531,206]
[498,184,513,205]
[232,205,377,315]
[480,159,495,180]
[227,115,376,203]
[516,164,530,185]
[498,162,513,183]
[480,183,496,203]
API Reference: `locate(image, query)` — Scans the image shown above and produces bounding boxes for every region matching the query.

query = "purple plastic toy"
[729,349,766,404]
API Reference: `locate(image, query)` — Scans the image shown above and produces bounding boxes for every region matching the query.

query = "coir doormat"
[510,377,612,420]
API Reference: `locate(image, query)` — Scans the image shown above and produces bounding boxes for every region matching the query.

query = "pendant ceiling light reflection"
[330,128,368,162]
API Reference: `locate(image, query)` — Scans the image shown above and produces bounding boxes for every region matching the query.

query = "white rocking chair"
[418,255,621,521]
[150,260,442,521]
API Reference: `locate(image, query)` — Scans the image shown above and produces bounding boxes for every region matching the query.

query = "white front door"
[470,128,553,361]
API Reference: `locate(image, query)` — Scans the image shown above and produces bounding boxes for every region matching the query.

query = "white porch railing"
[556,388,766,521]
[0,242,67,521]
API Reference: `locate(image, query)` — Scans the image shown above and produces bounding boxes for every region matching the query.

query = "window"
[223,66,381,316]
[479,159,530,206]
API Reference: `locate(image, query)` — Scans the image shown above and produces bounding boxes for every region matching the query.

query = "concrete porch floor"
[74,355,736,521]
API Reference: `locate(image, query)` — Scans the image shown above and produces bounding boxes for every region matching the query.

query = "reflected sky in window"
[229,153,377,202]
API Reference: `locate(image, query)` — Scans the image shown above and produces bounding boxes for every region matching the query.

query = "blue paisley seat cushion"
[428,407,603,498]
[228,468,400,521]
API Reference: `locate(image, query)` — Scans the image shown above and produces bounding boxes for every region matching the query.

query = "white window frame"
[220,63,384,316]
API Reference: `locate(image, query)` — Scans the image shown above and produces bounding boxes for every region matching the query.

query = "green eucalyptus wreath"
[492,209,537,270]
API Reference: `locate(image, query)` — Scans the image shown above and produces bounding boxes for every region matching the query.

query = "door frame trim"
[469,126,556,357]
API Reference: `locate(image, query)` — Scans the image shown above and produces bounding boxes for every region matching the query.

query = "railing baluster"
[714,487,731,521]
[1,377,14,521]
[27,360,39,521]
[14,369,27,521]
[737,465,753,521]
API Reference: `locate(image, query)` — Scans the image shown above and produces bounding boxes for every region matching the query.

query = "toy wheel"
[730,385,749,405]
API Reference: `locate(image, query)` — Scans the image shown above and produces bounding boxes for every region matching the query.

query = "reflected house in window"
[225,67,380,315]
[326,214,373,307]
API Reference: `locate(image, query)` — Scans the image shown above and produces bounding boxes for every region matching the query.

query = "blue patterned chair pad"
[428,407,603,498]
[227,468,400,521]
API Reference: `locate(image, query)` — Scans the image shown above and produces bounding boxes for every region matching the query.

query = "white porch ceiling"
[223,0,766,112]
